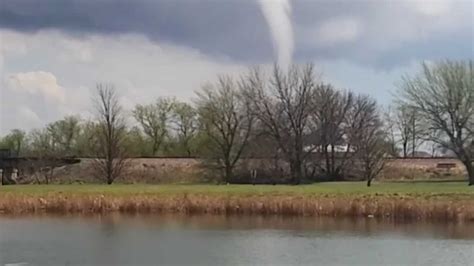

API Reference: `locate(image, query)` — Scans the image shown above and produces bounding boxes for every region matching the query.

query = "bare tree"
[382,108,400,157]
[243,64,317,184]
[358,128,386,187]
[133,97,174,156]
[93,84,128,184]
[171,101,198,156]
[196,76,254,183]
[426,131,443,157]
[351,97,386,187]
[399,60,474,185]
[388,104,426,157]
[311,85,354,180]
[395,105,413,157]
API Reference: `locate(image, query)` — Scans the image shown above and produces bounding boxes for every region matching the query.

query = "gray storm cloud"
[258,0,294,69]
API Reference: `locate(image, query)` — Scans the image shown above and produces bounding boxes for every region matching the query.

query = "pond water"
[0,214,473,266]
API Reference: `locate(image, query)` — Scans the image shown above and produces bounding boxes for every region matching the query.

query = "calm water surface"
[0,214,473,266]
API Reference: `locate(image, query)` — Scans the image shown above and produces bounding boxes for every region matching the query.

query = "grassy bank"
[0,182,473,221]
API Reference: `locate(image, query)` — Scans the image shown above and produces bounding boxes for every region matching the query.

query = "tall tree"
[244,64,317,184]
[388,105,425,157]
[75,121,100,157]
[123,126,148,157]
[196,76,254,183]
[0,129,26,156]
[171,101,198,156]
[382,108,401,157]
[133,97,174,156]
[350,96,386,187]
[400,60,474,185]
[28,128,57,184]
[93,84,128,184]
[311,85,354,180]
[29,128,55,157]
[47,116,81,156]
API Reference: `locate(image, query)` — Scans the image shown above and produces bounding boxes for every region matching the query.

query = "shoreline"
[1,187,473,221]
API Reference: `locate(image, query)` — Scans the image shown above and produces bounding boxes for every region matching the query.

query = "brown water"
[0,214,473,266]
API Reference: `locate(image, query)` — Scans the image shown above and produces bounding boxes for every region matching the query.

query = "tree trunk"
[289,160,301,185]
[152,141,159,156]
[403,142,408,158]
[330,144,336,177]
[464,160,474,186]
[106,160,113,184]
[46,166,54,185]
[367,177,372,187]
[224,165,232,184]
[295,164,302,185]
[107,158,113,184]
[324,145,330,178]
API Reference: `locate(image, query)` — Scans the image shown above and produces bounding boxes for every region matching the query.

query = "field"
[0,181,472,197]
[35,157,468,184]
[0,181,473,221]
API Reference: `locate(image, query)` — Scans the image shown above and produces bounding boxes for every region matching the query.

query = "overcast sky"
[0,0,472,134]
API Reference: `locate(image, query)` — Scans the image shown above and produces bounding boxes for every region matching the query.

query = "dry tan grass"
[1,193,473,222]
[47,157,468,184]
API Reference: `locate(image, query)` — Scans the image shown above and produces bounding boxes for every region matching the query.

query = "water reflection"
[52,213,474,239]
[0,214,473,266]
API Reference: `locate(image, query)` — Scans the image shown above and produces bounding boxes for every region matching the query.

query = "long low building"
[0,149,80,185]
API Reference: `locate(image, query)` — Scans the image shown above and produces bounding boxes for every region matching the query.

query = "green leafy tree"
[123,126,148,157]
[133,97,174,156]
[46,116,81,156]
[0,129,27,156]
[75,121,100,157]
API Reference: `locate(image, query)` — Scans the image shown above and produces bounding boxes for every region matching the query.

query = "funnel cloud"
[258,0,294,69]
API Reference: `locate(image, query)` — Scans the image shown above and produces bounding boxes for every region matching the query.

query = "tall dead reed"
[0,193,473,222]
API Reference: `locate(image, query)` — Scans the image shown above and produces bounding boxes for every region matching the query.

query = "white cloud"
[296,0,471,64]
[317,17,361,46]
[5,71,66,103]
[18,105,42,126]
[0,30,28,56]
[0,53,4,77]
[0,29,247,134]
[0,105,42,133]
[59,38,94,63]
[408,0,453,16]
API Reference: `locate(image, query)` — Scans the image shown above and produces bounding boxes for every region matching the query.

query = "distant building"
[0,149,13,158]
[407,151,432,158]
[304,144,356,154]
[0,148,21,158]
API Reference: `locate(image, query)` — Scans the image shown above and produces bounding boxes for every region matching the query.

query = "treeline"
[1,60,473,185]
[0,101,209,158]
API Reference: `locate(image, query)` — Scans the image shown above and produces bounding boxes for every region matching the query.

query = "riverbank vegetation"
[1,60,472,186]
[1,182,473,221]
